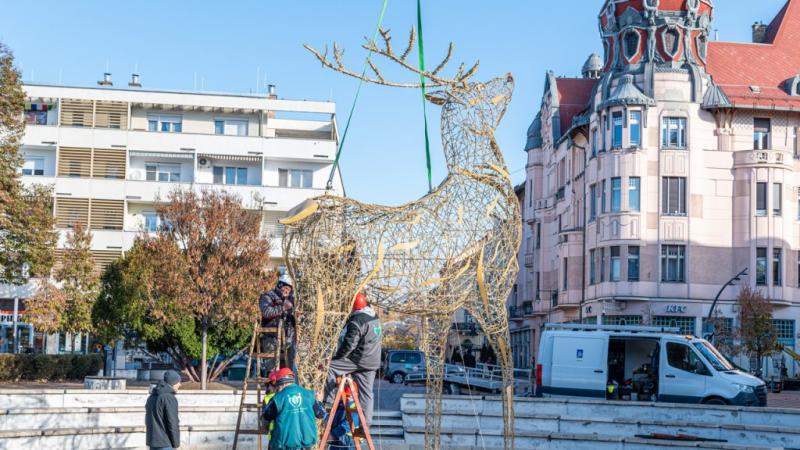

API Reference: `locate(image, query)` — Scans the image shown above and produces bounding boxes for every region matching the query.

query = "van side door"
[547,335,607,398]
[659,339,711,404]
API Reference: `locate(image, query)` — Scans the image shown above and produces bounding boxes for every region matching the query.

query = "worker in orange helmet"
[323,292,382,428]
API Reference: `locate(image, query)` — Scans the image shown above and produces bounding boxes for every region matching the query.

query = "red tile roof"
[555,78,597,132]
[706,0,800,110]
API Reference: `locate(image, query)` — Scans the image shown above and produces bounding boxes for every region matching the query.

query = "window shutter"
[60,99,93,127]
[89,199,124,230]
[92,148,126,179]
[55,197,89,229]
[57,147,92,178]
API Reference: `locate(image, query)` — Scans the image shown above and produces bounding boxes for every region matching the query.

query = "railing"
[524,253,534,267]
[733,149,792,168]
[555,187,565,202]
[451,322,480,335]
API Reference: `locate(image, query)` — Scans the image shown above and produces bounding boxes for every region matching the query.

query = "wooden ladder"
[318,374,376,450]
[232,319,284,450]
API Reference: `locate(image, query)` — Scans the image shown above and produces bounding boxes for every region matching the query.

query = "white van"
[536,323,767,406]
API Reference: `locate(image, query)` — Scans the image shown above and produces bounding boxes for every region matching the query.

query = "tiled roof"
[706,0,800,110]
[555,78,597,132]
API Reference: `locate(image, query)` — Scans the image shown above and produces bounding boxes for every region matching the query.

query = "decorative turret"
[582,53,603,79]
[598,0,714,71]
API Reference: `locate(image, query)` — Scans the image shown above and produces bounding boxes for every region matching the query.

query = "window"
[589,184,597,222]
[773,183,782,215]
[214,118,248,136]
[756,182,768,216]
[536,222,541,249]
[611,177,621,212]
[600,248,606,283]
[794,127,799,157]
[589,249,596,285]
[563,257,568,290]
[610,246,621,282]
[756,247,767,285]
[24,103,51,125]
[612,112,623,148]
[662,177,686,215]
[773,248,782,286]
[147,114,182,133]
[213,166,248,185]
[630,111,642,147]
[21,157,44,176]
[601,180,607,213]
[602,315,642,326]
[143,212,160,232]
[773,319,796,345]
[623,30,639,60]
[661,245,686,283]
[278,169,313,188]
[666,343,710,375]
[628,246,640,281]
[629,177,641,211]
[591,129,598,158]
[654,316,696,335]
[661,117,687,148]
[145,163,181,182]
[664,29,681,56]
[754,118,770,150]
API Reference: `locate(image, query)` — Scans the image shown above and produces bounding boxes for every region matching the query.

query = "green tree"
[0,42,56,284]
[26,222,99,335]
[94,190,274,388]
[737,286,776,375]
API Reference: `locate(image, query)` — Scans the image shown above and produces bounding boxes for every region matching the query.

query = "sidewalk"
[768,389,800,408]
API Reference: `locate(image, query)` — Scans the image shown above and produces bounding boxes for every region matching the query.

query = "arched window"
[697,34,708,61]
[624,30,640,60]
[603,40,610,66]
[664,29,681,57]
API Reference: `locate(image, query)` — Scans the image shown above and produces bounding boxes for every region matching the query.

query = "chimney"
[752,21,768,43]
[98,72,113,86]
[129,73,141,88]
[267,84,277,99]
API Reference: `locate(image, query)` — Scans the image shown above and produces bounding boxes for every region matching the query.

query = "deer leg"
[420,315,451,450]
[468,305,516,450]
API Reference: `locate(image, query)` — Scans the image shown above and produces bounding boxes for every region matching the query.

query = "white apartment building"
[0,74,342,354]
[511,0,800,379]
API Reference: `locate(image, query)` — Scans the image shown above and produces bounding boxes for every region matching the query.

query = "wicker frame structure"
[282,29,521,450]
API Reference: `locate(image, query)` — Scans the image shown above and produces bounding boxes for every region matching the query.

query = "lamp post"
[703,268,747,342]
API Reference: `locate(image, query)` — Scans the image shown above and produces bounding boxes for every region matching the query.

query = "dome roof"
[582,53,604,74]
[526,113,542,150]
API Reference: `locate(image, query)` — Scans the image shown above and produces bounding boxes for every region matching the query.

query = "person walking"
[259,275,296,370]
[261,368,327,450]
[145,370,181,450]
[324,292,382,426]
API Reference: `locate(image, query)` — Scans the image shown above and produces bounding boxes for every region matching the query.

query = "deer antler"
[304,27,479,88]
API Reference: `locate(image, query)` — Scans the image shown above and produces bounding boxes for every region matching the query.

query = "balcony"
[451,322,480,335]
[733,149,792,169]
[555,187,566,202]
[524,253,535,268]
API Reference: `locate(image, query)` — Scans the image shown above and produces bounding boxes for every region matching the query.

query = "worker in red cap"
[323,291,382,428]
[262,368,326,450]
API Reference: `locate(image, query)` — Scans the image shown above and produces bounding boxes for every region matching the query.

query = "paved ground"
[374,378,425,411]
[768,389,800,408]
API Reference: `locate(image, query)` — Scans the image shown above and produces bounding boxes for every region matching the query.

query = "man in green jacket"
[262,368,327,450]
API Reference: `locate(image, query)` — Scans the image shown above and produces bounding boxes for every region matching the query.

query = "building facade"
[0,75,342,354]
[513,0,800,378]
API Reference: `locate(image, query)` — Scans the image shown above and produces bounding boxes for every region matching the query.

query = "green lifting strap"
[417,0,433,193]
[326,0,390,191]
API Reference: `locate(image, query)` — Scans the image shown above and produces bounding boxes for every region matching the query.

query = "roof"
[555,78,597,132]
[706,0,800,110]
[601,74,656,108]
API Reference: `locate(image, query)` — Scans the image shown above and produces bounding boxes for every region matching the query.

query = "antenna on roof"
[714,29,719,41]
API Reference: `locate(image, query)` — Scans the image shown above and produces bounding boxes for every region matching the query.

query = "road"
[373,378,425,411]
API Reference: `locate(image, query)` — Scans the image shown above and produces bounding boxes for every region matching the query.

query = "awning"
[198,153,262,163]
[129,150,194,160]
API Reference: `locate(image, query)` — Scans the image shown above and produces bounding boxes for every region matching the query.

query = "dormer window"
[663,28,681,57]
[623,30,640,61]
[696,34,708,61]
[786,75,800,96]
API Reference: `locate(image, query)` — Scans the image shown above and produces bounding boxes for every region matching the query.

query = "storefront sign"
[665,304,687,314]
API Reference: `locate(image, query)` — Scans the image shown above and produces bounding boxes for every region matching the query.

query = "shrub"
[0,354,102,382]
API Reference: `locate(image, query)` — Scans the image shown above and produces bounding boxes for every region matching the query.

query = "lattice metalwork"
[282,29,521,450]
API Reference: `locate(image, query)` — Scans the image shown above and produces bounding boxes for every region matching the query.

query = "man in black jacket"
[324,292,382,426]
[259,275,296,370]
[145,370,181,449]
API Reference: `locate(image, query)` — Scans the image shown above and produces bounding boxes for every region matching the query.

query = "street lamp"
[703,268,747,342]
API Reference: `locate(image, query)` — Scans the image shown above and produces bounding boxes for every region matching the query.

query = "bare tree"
[737,286,776,375]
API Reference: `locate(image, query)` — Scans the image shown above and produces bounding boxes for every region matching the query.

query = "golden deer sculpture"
[281,28,521,450]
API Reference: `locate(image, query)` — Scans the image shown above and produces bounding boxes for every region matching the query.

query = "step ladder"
[318,374,375,450]
[232,319,284,450]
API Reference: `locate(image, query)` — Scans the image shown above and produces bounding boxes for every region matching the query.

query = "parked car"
[537,323,767,406]
[383,350,425,384]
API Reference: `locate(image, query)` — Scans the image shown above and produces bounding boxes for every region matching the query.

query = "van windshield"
[692,341,735,371]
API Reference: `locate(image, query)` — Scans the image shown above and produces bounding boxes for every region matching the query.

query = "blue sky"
[0,1,787,205]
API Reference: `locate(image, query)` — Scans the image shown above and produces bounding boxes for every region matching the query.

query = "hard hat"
[278,274,293,288]
[275,367,294,384]
[352,292,368,311]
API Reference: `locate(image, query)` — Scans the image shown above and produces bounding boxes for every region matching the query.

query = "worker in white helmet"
[259,274,296,370]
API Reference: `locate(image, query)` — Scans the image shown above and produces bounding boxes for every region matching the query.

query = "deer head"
[306,28,514,174]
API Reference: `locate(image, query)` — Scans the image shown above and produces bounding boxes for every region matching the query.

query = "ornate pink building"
[512,0,800,377]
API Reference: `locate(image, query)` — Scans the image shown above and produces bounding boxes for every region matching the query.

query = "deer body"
[282,33,520,450]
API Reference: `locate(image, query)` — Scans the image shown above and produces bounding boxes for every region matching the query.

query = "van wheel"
[391,372,405,384]
[702,397,728,405]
